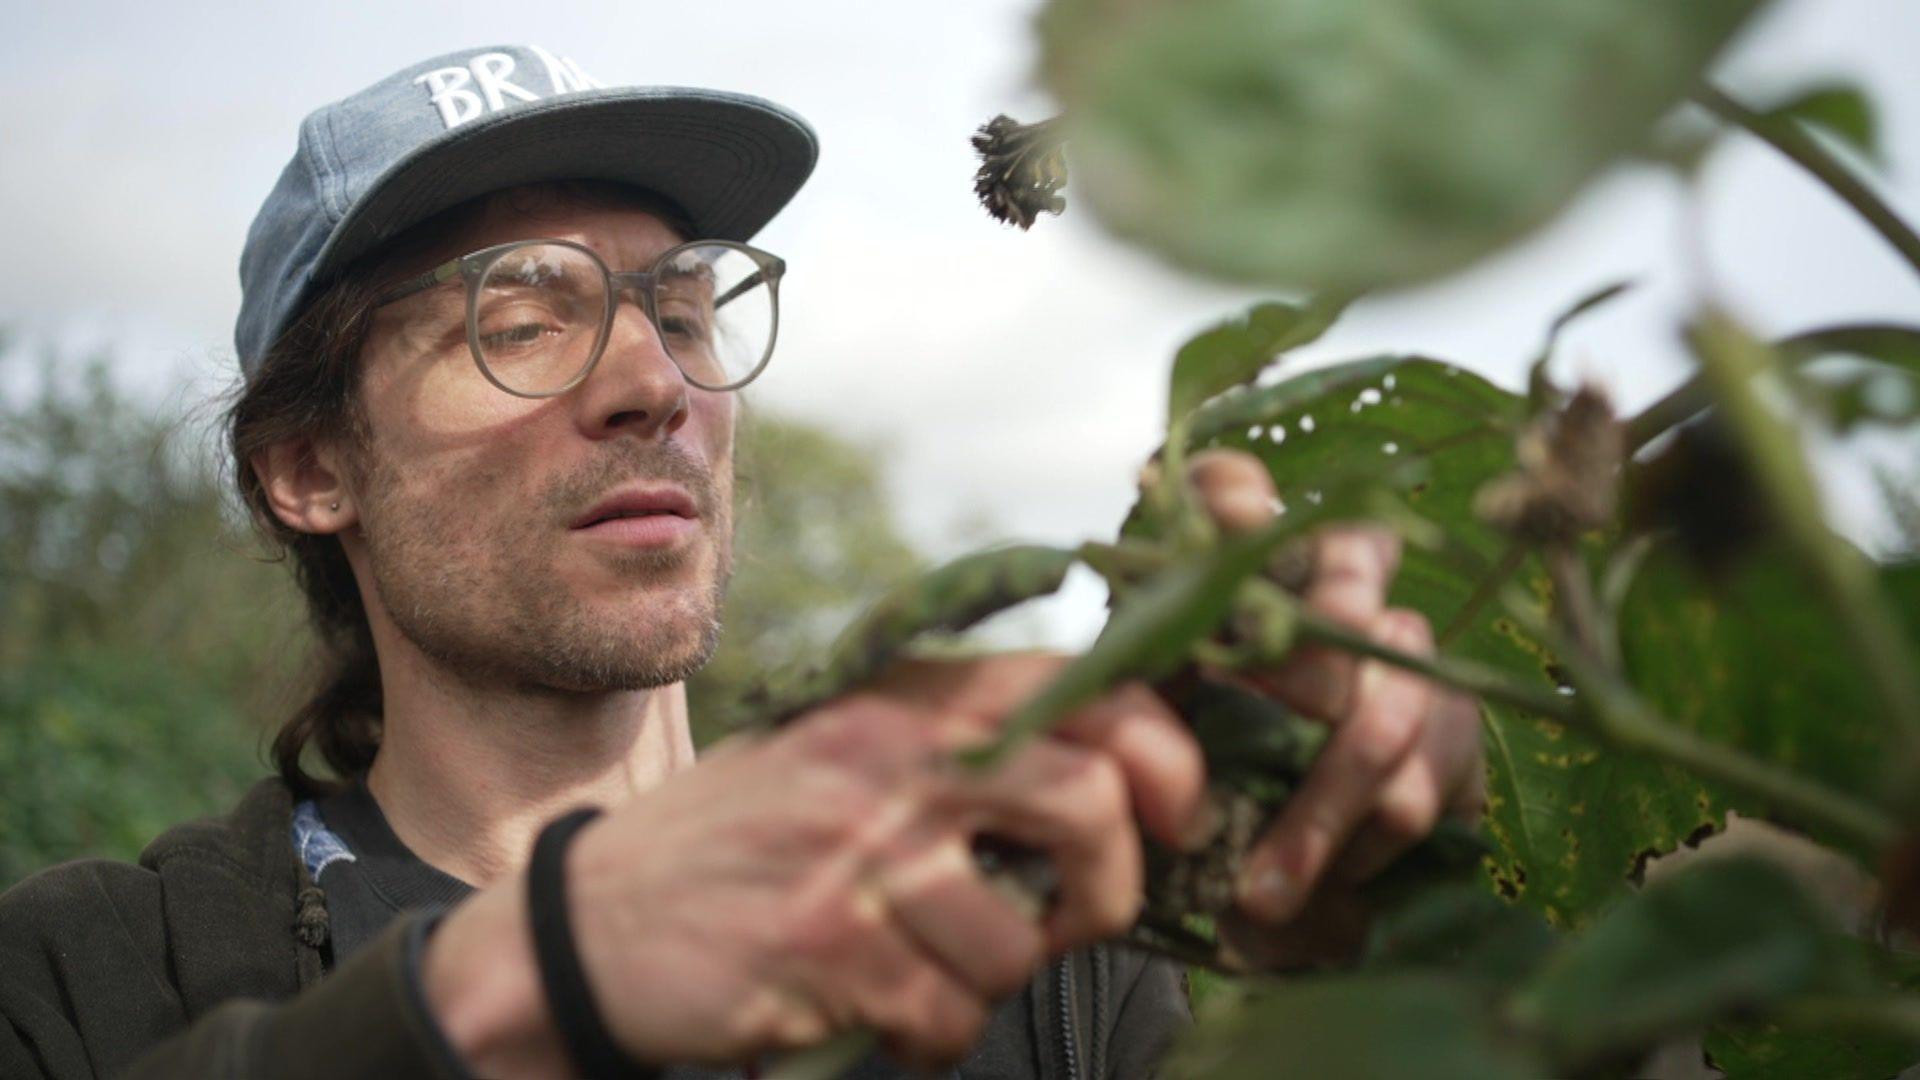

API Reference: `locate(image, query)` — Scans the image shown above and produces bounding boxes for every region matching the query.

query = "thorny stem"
[1510,594,1901,854]
[1691,316,1920,774]
[1694,84,1920,283]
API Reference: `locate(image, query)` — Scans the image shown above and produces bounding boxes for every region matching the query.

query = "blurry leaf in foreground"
[1040,0,1765,290]
[1705,938,1920,1079]
[1508,857,1849,1072]
[1757,83,1882,165]
[1165,972,1542,1079]
[1360,881,1558,990]
[1782,323,1920,433]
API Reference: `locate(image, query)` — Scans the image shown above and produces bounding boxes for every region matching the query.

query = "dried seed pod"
[1476,383,1624,545]
[972,114,1070,230]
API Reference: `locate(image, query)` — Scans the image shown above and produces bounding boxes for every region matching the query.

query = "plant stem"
[1694,83,1920,282]
[1513,596,1900,854]
[1625,376,1711,452]
[1625,323,1920,451]
[1692,315,1920,768]
[1544,544,1614,671]
[1438,539,1527,648]
[1245,560,1898,851]
[1772,994,1920,1041]
[1233,580,1576,720]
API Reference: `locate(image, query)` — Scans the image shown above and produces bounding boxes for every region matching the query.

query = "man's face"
[341,191,736,693]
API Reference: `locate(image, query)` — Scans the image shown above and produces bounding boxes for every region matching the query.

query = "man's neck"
[364,647,697,888]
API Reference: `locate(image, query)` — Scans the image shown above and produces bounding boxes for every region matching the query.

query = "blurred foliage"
[1039,0,1763,290]
[0,342,296,888]
[1,340,924,885]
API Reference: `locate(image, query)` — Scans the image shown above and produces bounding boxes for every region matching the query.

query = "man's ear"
[251,437,358,535]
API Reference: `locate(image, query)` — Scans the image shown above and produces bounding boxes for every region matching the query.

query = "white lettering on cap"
[415,46,606,131]
[530,44,605,94]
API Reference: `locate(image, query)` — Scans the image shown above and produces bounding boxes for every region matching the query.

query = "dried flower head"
[972,114,1070,230]
[1477,384,1625,545]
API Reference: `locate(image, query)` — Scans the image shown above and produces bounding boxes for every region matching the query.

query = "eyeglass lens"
[473,242,775,395]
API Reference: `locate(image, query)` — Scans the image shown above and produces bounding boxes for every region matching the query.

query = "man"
[0,45,1484,1078]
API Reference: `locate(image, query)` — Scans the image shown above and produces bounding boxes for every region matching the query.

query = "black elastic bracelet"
[528,806,659,1080]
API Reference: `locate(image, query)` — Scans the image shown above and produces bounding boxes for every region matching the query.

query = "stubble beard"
[354,439,733,695]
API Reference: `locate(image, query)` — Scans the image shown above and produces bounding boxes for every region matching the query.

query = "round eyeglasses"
[372,238,785,398]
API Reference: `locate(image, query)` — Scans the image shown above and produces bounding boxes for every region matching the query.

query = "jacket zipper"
[1055,955,1080,1080]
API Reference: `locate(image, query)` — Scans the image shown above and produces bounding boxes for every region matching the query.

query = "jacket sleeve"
[0,859,464,1080]
[1101,949,1192,1079]
[121,915,465,1080]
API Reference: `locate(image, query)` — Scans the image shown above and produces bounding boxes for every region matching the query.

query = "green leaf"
[1176,356,1749,928]
[1759,83,1882,165]
[1509,856,1844,1072]
[1361,882,1559,990]
[1782,323,1920,432]
[1617,548,1920,860]
[1041,0,1765,290]
[1168,297,1347,430]
[1705,942,1920,1079]
[1165,973,1544,1079]
[1783,324,1920,379]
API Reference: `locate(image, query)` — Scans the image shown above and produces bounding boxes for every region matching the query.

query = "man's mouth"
[570,485,701,547]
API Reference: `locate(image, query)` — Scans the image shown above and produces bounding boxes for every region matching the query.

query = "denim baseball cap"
[234,44,817,377]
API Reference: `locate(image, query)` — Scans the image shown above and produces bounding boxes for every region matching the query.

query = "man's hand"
[1188,449,1488,961]
[424,655,1207,1074]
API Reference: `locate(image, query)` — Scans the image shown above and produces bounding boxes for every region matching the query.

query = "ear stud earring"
[329,501,340,511]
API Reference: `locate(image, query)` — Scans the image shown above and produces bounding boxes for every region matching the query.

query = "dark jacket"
[0,778,1189,1078]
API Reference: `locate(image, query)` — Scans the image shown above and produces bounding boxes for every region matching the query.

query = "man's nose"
[572,295,689,440]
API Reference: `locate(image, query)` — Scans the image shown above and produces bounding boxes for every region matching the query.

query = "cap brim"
[311,86,817,279]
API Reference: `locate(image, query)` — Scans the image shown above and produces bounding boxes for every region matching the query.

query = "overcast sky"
[3,0,1917,645]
